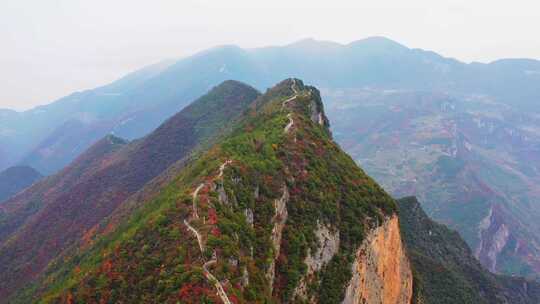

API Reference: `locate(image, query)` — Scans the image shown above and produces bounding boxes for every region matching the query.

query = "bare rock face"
[305,223,340,274]
[342,215,413,304]
[306,88,330,130]
[267,185,290,291]
[216,182,229,205]
[475,206,511,273]
[294,222,340,301]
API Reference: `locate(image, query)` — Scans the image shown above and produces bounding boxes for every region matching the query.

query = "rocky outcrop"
[245,208,254,227]
[307,88,330,130]
[305,223,340,274]
[476,206,511,272]
[294,222,340,301]
[267,185,290,290]
[342,215,413,304]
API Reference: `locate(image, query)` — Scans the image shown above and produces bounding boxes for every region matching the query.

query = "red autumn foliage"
[178,283,214,303]
[208,208,218,225]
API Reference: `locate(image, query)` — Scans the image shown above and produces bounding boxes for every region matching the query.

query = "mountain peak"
[255,78,330,135]
[348,36,408,51]
[212,79,257,92]
[286,38,343,51]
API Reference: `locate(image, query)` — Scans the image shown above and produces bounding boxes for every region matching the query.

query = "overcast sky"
[1,0,539,111]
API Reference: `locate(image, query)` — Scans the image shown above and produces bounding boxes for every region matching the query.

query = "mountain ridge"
[0,80,261,301]
[15,79,412,304]
[3,78,538,304]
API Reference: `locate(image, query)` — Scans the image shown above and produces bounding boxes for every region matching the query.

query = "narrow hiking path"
[283,79,299,133]
[183,219,204,252]
[183,160,233,304]
[185,80,301,300]
[284,113,294,133]
[218,160,232,178]
[192,183,204,219]
[204,259,232,304]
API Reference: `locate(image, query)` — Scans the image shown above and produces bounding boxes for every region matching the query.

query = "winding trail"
[192,183,204,219]
[283,79,300,133]
[183,160,233,304]
[204,259,232,304]
[218,160,232,178]
[183,219,204,252]
[284,114,294,133]
[281,79,299,110]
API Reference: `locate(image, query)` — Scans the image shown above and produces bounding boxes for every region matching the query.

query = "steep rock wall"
[267,185,290,291]
[294,222,340,301]
[343,215,413,304]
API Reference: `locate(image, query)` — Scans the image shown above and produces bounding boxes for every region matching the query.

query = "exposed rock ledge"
[294,222,340,301]
[267,185,290,291]
[342,215,413,304]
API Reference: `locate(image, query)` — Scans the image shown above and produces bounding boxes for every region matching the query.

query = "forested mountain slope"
[3,40,539,277]
[0,81,260,301]
[19,79,413,304]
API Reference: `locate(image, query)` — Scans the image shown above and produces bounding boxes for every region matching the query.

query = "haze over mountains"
[2,37,539,175]
[1,37,540,302]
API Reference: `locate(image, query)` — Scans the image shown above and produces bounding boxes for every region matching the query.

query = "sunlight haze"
[1,0,539,110]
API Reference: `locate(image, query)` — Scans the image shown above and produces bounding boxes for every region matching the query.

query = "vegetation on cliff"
[21,79,397,303]
[0,81,260,302]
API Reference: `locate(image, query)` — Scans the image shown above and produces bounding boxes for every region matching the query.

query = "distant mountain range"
[2,37,539,175]
[1,36,539,281]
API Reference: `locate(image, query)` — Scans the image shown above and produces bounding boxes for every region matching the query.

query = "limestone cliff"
[294,222,340,301]
[343,215,413,304]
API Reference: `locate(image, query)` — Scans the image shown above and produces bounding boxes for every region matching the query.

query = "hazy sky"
[1,0,539,111]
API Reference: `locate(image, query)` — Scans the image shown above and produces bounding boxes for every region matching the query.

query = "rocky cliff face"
[343,215,413,304]
[475,206,510,273]
[293,222,340,301]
